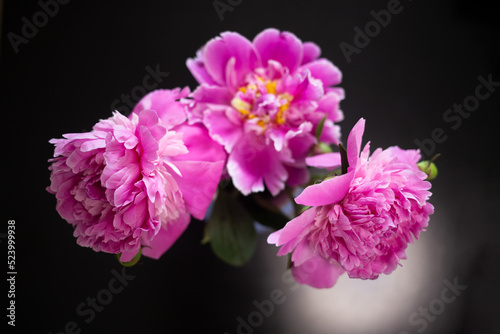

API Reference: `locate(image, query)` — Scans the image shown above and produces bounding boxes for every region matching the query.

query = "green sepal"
[116,248,142,267]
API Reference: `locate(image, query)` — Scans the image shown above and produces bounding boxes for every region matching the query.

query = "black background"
[1,0,499,333]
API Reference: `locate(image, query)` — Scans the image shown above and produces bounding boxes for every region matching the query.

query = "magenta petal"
[186,50,218,86]
[171,160,224,220]
[292,249,345,288]
[269,208,316,250]
[141,212,190,260]
[204,107,243,152]
[317,92,344,122]
[301,59,342,87]
[302,42,321,64]
[131,88,190,129]
[346,118,366,169]
[203,31,260,87]
[285,165,309,187]
[227,137,288,196]
[295,172,353,206]
[171,123,227,163]
[120,248,141,262]
[191,84,233,105]
[305,153,341,170]
[253,28,303,73]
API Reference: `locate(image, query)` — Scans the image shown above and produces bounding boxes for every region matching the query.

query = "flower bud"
[313,142,333,155]
[417,161,438,180]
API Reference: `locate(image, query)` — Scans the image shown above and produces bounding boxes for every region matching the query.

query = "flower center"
[230,76,293,129]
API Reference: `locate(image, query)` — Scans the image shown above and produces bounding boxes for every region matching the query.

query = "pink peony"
[185,28,344,196]
[267,118,434,288]
[48,88,226,262]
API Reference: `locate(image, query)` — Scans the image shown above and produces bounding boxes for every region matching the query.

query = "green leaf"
[207,189,257,266]
[315,115,328,140]
[240,193,290,231]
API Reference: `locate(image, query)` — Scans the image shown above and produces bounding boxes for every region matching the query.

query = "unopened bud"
[417,161,438,180]
[313,142,333,155]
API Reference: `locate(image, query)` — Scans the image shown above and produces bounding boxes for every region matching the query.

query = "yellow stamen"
[265,80,276,95]
[275,93,293,125]
[231,97,251,116]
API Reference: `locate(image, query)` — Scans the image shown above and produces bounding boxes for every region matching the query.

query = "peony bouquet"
[48,28,437,288]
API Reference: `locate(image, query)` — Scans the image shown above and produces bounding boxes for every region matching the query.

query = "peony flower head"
[268,118,434,288]
[48,88,225,262]
[185,28,344,196]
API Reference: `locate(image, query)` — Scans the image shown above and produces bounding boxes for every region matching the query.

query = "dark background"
[1,0,499,333]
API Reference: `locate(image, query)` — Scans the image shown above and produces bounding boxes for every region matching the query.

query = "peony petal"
[203,31,260,88]
[191,84,233,106]
[292,250,345,289]
[317,91,344,122]
[346,118,366,169]
[141,212,191,260]
[204,106,244,152]
[171,123,227,163]
[305,152,342,170]
[227,137,288,196]
[285,165,309,187]
[301,42,321,64]
[120,247,141,263]
[170,160,224,220]
[131,88,190,129]
[295,172,353,206]
[300,59,342,87]
[253,28,303,73]
[268,207,316,250]
[186,50,218,85]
